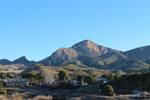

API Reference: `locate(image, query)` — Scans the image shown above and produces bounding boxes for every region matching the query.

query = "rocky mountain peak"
[72,40,115,57]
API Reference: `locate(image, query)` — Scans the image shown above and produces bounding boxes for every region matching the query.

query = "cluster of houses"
[69,77,108,87]
[3,79,28,87]
[81,67,95,70]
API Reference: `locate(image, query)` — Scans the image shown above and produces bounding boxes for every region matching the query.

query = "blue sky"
[0,0,150,61]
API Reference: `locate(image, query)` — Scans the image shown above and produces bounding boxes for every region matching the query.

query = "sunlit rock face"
[72,40,115,57]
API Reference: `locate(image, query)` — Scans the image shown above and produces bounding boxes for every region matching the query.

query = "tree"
[77,75,82,82]
[104,85,115,96]
[84,75,96,85]
[37,72,45,84]
[144,80,150,91]
[0,82,3,89]
[43,70,55,85]
[58,70,69,81]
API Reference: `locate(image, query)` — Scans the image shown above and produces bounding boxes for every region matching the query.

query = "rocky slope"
[72,40,115,57]
[39,48,78,65]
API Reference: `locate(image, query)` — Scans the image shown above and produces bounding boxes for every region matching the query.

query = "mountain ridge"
[0,40,150,72]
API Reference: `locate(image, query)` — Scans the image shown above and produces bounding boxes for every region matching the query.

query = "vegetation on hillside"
[58,70,69,81]
[22,72,44,85]
[104,72,150,92]
[104,85,115,96]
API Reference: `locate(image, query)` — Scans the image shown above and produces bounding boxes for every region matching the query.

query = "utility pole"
[126,54,128,59]
[147,67,149,72]
[49,61,51,67]
[54,58,55,65]
[12,61,13,66]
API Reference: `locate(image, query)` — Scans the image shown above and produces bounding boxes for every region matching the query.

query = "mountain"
[88,51,127,68]
[87,45,150,70]
[124,46,150,59]
[39,40,116,66]
[72,40,115,57]
[105,59,149,72]
[0,59,12,65]
[13,56,35,66]
[1,40,150,72]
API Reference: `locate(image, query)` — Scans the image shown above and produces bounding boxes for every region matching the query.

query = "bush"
[112,93,116,96]
[0,89,7,95]
[104,85,115,96]
[84,75,96,85]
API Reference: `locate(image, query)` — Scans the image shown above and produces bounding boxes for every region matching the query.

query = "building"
[70,80,79,86]
[3,79,28,87]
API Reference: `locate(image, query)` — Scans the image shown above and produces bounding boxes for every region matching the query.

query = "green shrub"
[0,90,7,95]
[104,85,115,96]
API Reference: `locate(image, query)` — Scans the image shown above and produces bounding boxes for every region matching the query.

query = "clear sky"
[0,0,150,61]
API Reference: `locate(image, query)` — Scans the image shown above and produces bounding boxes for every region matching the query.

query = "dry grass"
[28,95,52,100]
[0,92,52,100]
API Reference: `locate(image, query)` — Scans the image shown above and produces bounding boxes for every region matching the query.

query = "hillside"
[124,46,150,59]
[105,59,149,72]
[22,63,110,78]
[39,48,78,66]
[88,51,127,68]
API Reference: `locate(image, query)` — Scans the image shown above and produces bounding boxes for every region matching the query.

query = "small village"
[0,67,150,100]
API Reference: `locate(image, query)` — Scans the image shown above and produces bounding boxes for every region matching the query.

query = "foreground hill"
[22,63,110,77]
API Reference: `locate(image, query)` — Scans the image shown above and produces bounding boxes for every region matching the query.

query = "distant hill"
[0,59,12,65]
[0,56,35,66]
[124,46,150,59]
[13,56,35,66]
